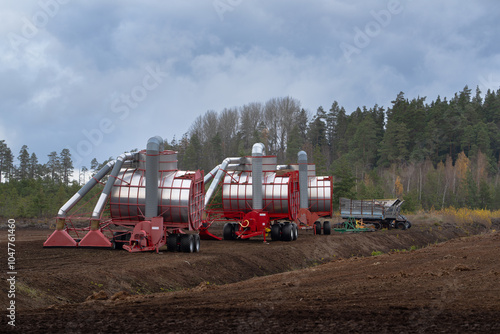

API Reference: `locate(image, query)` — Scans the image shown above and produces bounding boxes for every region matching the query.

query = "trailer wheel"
[373,222,382,230]
[314,221,321,235]
[193,234,200,252]
[282,223,293,241]
[291,223,298,240]
[232,222,239,233]
[223,223,235,240]
[271,224,281,241]
[397,222,407,230]
[180,234,194,253]
[167,234,178,252]
[323,221,331,235]
[112,232,124,250]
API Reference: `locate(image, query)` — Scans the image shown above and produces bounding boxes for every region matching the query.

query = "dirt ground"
[1,218,499,333]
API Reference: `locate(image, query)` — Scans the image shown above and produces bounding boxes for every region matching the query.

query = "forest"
[1,85,500,218]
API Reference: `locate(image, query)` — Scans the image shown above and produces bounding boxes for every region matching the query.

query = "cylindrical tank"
[308,176,333,214]
[109,151,204,230]
[222,171,299,219]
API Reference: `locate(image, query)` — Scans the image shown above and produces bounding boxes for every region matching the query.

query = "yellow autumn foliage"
[435,207,500,226]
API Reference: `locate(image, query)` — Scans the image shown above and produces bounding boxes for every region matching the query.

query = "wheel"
[223,223,235,240]
[397,221,407,230]
[314,221,321,235]
[112,232,124,250]
[271,224,281,241]
[193,234,200,252]
[373,222,382,230]
[388,220,395,229]
[291,223,298,240]
[167,234,179,252]
[323,221,331,235]
[180,234,194,253]
[232,222,240,235]
[281,223,293,241]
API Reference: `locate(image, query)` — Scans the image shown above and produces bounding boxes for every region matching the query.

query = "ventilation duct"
[145,136,163,219]
[298,151,308,209]
[252,143,265,210]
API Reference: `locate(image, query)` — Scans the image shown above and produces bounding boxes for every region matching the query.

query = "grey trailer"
[339,198,411,230]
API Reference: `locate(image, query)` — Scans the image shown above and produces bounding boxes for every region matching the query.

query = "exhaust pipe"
[252,143,265,210]
[145,136,163,219]
[298,151,308,209]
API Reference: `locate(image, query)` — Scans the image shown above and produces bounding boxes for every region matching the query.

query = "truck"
[339,198,411,230]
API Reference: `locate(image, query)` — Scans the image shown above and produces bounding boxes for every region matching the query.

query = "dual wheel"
[270,222,298,242]
[314,221,331,235]
[167,234,200,253]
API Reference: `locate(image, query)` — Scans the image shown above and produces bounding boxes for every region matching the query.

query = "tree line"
[1,85,499,218]
[171,86,500,211]
[0,144,110,218]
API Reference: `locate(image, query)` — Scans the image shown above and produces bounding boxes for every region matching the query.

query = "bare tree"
[239,102,263,150]
[264,97,300,160]
[218,107,239,157]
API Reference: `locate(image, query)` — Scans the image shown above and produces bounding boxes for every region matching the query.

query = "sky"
[1,0,500,168]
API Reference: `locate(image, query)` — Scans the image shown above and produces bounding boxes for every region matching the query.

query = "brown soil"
[1,218,499,333]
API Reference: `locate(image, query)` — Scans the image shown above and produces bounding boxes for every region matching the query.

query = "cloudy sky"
[1,0,499,168]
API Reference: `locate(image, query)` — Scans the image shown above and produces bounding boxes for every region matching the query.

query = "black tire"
[314,221,321,235]
[223,223,235,240]
[271,224,281,241]
[232,222,240,234]
[193,234,200,252]
[373,222,382,230]
[167,234,178,252]
[112,232,124,250]
[281,223,293,242]
[180,234,194,253]
[397,221,407,230]
[323,221,331,235]
[387,220,394,229]
[291,223,298,240]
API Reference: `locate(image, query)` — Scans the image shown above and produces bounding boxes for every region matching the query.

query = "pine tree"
[285,125,303,164]
[28,152,39,179]
[90,158,99,176]
[332,157,356,209]
[47,151,61,183]
[60,148,73,185]
[0,140,14,183]
[378,121,409,166]
[17,145,30,180]
[308,106,327,149]
[184,133,202,170]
